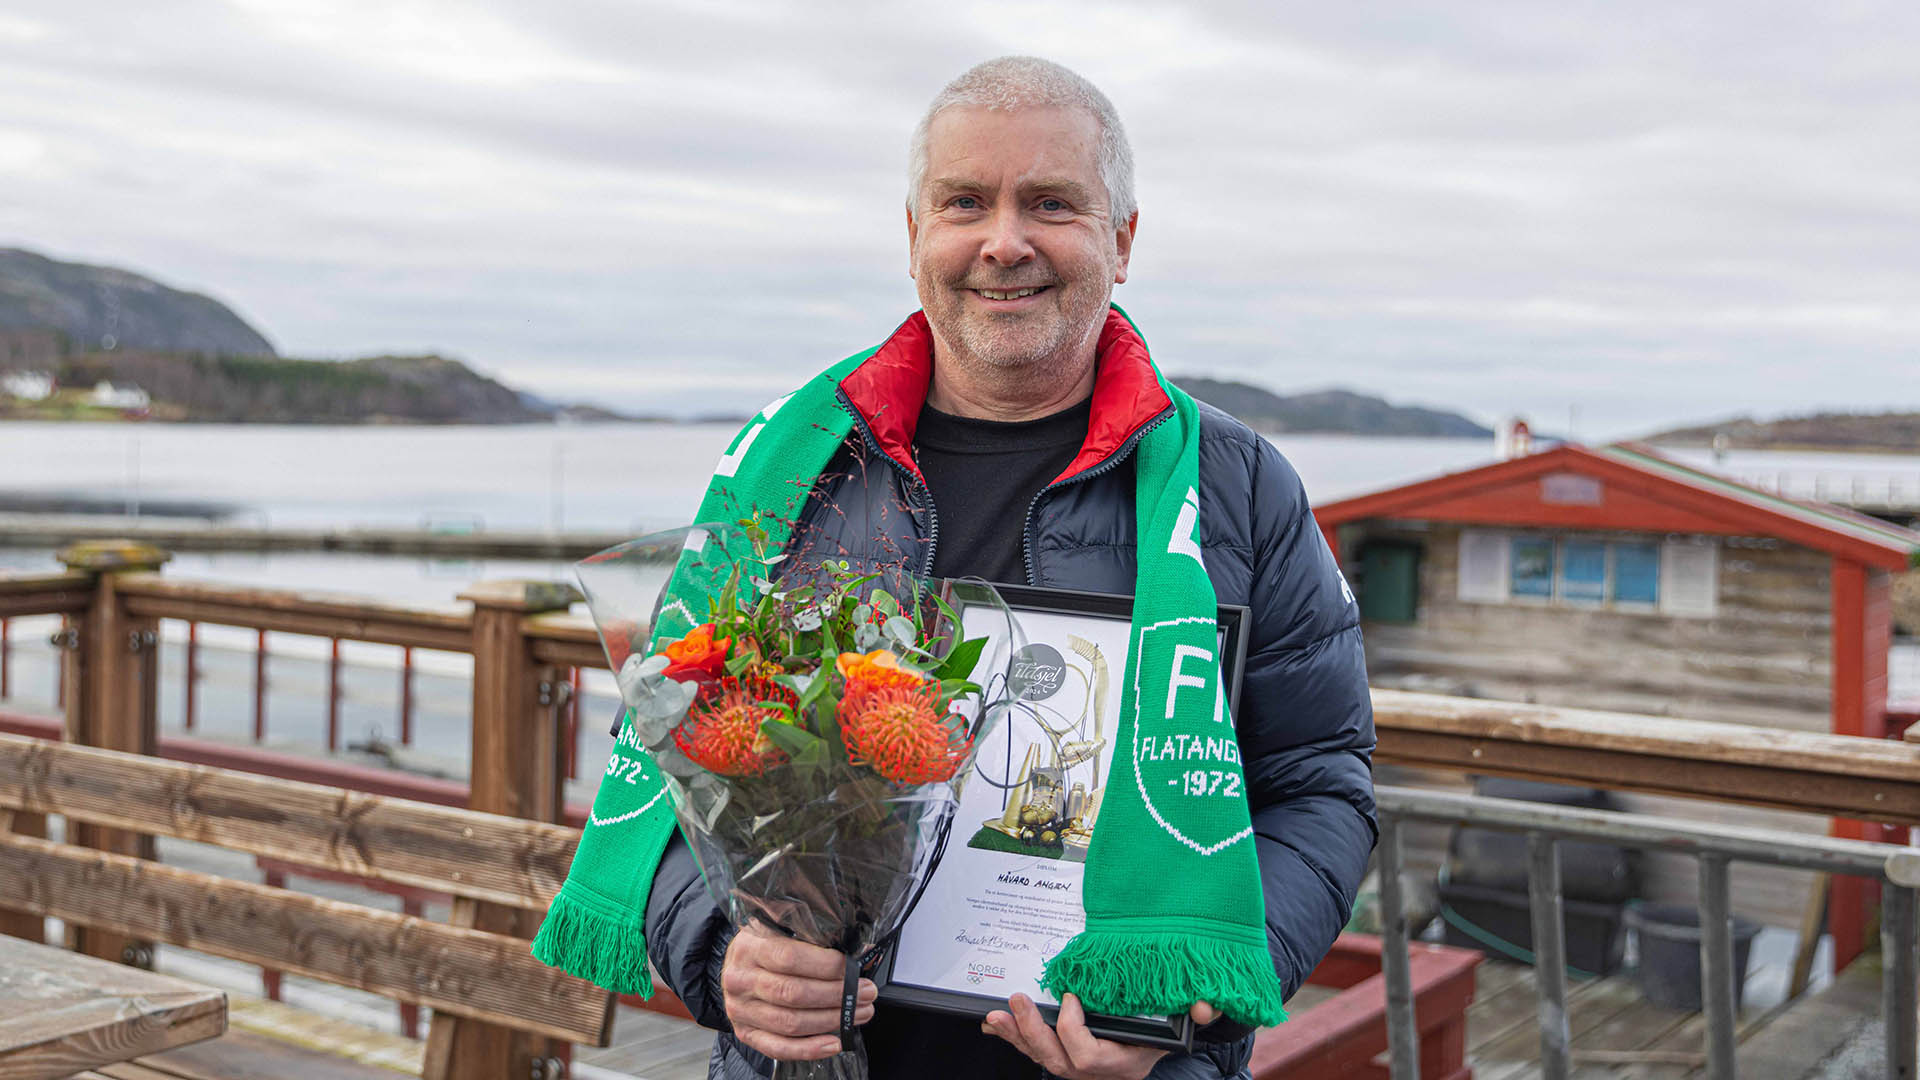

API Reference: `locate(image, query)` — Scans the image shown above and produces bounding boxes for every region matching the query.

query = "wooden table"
[0,936,227,1080]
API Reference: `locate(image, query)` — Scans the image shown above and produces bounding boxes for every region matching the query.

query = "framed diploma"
[876,584,1251,1052]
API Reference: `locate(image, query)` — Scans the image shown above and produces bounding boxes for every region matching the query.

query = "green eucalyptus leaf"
[871,590,898,617]
[654,745,704,777]
[883,615,916,646]
[631,675,697,722]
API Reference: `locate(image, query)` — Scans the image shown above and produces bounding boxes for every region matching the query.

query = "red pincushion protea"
[838,682,971,784]
[672,677,797,777]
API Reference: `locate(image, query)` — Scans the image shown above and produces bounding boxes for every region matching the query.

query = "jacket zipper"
[1021,405,1176,587]
[838,392,942,577]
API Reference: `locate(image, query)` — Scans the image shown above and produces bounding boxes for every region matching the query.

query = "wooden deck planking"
[1461,949,1901,1080]
[575,1007,713,1079]
[1733,953,1887,1080]
[1465,960,1552,1051]
[1475,977,1647,1080]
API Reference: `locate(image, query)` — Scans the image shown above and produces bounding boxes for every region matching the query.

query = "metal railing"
[1375,786,1920,1080]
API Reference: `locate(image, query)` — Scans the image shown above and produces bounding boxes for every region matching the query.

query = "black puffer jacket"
[645,310,1377,1080]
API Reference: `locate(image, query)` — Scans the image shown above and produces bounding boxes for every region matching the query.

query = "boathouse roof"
[1313,442,1920,572]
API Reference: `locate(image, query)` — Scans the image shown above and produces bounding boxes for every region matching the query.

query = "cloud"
[2,0,1917,435]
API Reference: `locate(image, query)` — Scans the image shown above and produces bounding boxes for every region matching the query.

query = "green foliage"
[665,523,989,775]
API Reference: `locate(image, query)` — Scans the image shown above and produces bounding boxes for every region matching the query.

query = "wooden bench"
[0,731,619,1080]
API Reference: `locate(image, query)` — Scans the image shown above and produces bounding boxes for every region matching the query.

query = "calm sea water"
[0,421,1913,767]
[3,419,1916,599]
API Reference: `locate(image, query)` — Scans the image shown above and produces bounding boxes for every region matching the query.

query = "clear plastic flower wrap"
[575,522,1019,1080]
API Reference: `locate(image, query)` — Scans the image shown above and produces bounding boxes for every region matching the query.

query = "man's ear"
[1113,210,1138,285]
[906,207,919,279]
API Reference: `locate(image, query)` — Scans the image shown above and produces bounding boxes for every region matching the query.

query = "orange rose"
[835,649,927,691]
[663,624,730,683]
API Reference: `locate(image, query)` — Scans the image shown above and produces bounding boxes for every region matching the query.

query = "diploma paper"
[888,602,1131,1004]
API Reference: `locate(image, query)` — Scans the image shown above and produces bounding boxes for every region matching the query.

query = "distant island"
[2,245,1492,434]
[1172,377,1492,438]
[0,247,638,424]
[1646,412,1920,454]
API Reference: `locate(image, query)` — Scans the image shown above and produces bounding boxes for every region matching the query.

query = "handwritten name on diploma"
[996,871,1073,890]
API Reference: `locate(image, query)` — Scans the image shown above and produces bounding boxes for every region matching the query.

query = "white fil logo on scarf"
[1129,616,1253,858]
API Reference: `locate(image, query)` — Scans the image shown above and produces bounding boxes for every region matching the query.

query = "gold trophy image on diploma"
[969,635,1110,862]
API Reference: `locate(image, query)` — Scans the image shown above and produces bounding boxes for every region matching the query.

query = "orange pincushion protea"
[835,649,927,691]
[838,682,971,784]
[672,677,796,777]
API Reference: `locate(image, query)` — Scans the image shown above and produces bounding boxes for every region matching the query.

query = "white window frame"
[1457,529,1511,603]
[1658,538,1720,618]
[1453,529,1719,618]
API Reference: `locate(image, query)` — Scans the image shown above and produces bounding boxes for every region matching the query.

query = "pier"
[3,543,1919,1078]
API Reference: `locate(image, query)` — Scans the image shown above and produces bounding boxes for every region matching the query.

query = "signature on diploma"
[954,930,1034,952]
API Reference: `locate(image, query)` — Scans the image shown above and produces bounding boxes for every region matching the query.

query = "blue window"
[1510,538,1554,598]
[1559,541,1607,606]
[1612,543,1660,605]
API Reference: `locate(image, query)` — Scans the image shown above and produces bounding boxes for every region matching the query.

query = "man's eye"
[951,196,981,210]
[1038,198,1068,213]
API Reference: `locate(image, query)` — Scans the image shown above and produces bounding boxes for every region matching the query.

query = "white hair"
[906,56,1136,221]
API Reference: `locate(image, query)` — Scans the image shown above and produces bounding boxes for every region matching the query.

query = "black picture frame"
[875,583,1252,1054]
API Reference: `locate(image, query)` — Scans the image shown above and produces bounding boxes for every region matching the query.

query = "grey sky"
[3,1,1916,438]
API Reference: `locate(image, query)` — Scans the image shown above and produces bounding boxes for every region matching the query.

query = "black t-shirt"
[861,398,1090,1078]
[912,398,1092,586]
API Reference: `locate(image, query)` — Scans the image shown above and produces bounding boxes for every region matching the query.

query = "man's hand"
[983,993,1220,1079]
[720,922,876,1061]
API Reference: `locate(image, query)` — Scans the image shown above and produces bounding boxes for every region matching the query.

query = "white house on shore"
[89,380,151,411]
[1,370,55,401]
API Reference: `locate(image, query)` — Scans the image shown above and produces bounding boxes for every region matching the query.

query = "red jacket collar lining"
[837,309,1172,488]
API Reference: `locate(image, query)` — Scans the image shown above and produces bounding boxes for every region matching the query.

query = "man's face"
[908,105,1135,373]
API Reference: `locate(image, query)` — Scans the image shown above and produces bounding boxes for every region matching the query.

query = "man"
[643,57,1375,1079]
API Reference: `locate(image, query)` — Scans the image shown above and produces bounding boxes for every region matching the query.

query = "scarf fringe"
[1040,929,1288,1029]
[530,884,656,998]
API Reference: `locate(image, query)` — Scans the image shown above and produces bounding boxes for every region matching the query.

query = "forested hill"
[0,247,622,423]
[1646,412,1920,453]
[1173,377,1492,438]
[0,247,274,356]
[39,350,567,424]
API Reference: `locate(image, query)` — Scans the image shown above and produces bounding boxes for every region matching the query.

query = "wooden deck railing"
[3,543,1919,1075]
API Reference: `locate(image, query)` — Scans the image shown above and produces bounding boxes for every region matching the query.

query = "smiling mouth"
[972,286,1050,301]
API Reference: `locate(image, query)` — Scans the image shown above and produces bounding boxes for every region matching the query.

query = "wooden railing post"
[424,579,581,1080]
[56,540,169,966]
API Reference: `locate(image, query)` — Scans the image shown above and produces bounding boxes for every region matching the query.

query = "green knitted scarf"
[532,308,1287,1029]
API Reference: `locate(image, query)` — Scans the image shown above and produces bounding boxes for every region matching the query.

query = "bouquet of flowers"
[574,522,1016,1080]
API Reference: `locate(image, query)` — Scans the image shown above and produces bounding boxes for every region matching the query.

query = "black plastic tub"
[1624,902,1761,1011]
[1438,879,1627,976]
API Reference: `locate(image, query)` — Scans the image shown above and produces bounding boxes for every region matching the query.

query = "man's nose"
[979,206,1035,266]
